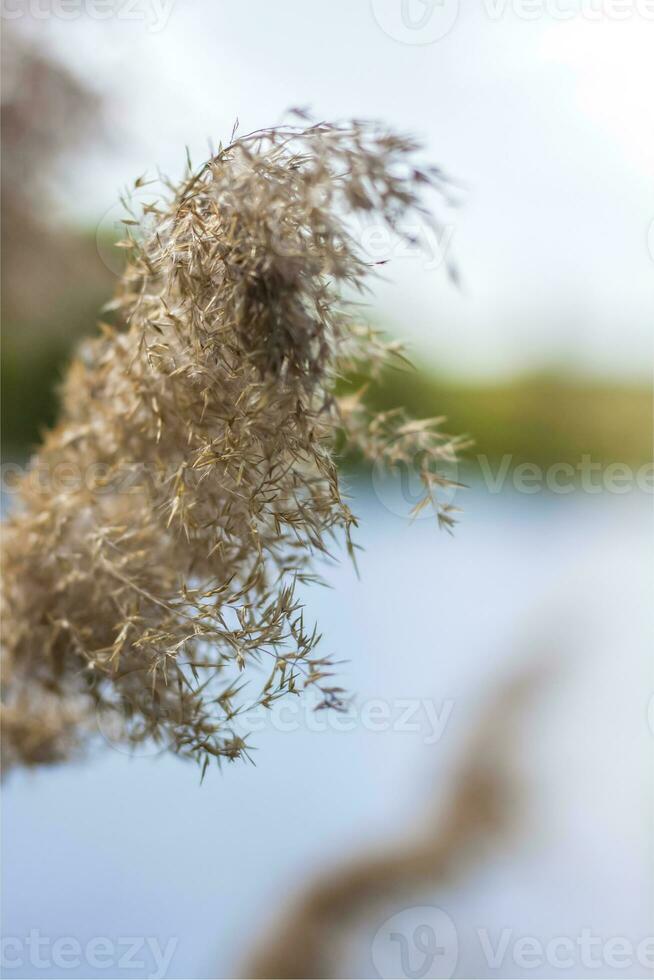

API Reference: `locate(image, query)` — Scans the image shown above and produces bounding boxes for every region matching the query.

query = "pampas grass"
[1,115,462,773]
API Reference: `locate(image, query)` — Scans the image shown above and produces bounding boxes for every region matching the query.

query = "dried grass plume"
[1,114,462,773]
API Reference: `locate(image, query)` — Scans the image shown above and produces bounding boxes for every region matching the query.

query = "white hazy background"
[14,0,654,378]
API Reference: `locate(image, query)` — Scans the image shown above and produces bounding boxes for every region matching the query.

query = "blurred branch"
[241,665,547,979]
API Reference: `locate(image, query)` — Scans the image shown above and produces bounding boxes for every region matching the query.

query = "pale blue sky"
[19,0,654,378]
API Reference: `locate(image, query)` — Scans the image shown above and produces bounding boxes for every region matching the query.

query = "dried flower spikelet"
[1,116,464,774]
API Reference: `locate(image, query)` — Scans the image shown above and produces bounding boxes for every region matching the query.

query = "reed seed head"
[1,115,463,774]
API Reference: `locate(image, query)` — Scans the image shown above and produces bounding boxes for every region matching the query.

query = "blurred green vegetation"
[4,335,84,456]
[3,325,651,468]
[340,367,652,469]
[1,222,116,455]
[1,219,650,467]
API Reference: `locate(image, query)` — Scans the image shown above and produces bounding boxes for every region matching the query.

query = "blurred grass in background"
[342,367,652,469]
[1,224,651,468]
[1,231,113,455]
[4,285,651,468]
